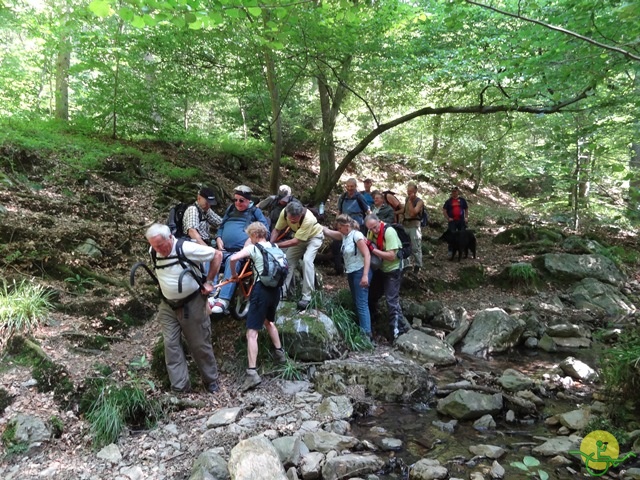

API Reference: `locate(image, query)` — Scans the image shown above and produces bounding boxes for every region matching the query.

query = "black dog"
[440,229,477,261]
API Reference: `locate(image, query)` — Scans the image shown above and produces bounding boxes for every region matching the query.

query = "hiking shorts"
[246,281,280,330]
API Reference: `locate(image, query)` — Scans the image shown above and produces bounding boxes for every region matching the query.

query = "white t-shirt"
[342,230,366,274]
[152,239,215,300]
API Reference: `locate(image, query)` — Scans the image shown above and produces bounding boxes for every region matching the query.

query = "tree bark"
[55,34,71,121]
[264,48,283,194]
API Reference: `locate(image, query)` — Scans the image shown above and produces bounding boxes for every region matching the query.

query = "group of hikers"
[143,180,469,393]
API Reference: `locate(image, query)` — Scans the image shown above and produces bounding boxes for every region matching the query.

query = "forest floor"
[0,139,637,478]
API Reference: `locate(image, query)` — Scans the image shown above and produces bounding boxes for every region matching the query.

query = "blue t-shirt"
[218,203,268,252]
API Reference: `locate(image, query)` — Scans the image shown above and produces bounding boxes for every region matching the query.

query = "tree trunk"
[55,34,71,121]
[264,48,283,195]
[629,141,640,219]
[427,115,442,161]
[111,21,124,139]
[314,57,352,204]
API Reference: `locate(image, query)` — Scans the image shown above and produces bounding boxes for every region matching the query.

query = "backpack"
[255,243,289,288]
[167,203,202,238]
[420,208,429,228]
[150,238,205,292]
[388,223,412,260]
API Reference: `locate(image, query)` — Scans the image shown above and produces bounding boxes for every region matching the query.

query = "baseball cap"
[199,187,217,205]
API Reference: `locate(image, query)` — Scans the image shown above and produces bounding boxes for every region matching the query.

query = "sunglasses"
[234,198,246,203]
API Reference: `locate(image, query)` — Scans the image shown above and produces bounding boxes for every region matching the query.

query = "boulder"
[409,458,448,480]
[394,329,456,366]
[228,435,287,480]
[321,453,385,480]
[190,449,229,480]
[497,369,535,392]
[206,407,242,428]
[569,278,635,316]
[534,253,625,286]
[272,436,303,469]
[314,356,436,403]
[302,430,359,453]
[461,308,525,357]
[437,390,503,420]
[317,396,353,421]
[559,357,598,382]
[532,435,582,456]
[277,306,341,362]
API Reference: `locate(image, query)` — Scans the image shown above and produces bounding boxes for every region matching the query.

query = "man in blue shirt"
[211,185,269,314]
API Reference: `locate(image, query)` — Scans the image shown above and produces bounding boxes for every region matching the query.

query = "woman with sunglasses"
[322,214,373,338]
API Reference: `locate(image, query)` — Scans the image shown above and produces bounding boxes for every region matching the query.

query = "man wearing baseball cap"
[183,187,223,247]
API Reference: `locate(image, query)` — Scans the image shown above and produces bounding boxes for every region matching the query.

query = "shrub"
[507,263,539,287]
[85,383,162,449]
[0,280,54,342]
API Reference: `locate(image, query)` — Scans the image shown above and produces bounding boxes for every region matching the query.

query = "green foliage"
[600,327,640,419]
[584,416,629,446]
[600,245,640,269]
[1,422,29,457]
[510,455,549,480]
[214,135,271,160]
[85,383,162,449]
[0,280,54,342]
[310,291,373,352]
[507,263,539,288]
[64,274,94,293]
[274,358,304,381]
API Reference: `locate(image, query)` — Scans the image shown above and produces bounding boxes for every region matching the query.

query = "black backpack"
[150,238,205,293]
[388,223,412,260]
[167,203,202,238]
[255,243,289,288]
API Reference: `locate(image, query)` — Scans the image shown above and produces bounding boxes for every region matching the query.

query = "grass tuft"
[0,280,54,342]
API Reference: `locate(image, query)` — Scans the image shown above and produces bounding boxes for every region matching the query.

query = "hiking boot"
[273,349,287,364]
[413,266,421,274]
[170,385,192,394]
[241,370,261,392]
[297,299,310,311]
[211,299,229,314]
[447,251,453,260]
[206,381,220,394]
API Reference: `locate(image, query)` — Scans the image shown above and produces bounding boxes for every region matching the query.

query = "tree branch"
[466,0,640,63]
[328,86,594,190]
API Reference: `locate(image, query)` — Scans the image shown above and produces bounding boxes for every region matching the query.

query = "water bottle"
[319,202,325,215]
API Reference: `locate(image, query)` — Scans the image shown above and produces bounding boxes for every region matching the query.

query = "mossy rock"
[515,239,557,255]
[493,226,564,245]
[455,264,486,289]
[493,262,541,291]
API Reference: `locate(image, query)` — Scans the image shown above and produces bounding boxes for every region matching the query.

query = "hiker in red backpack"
[442,186,469,259]
[365,214,409,340]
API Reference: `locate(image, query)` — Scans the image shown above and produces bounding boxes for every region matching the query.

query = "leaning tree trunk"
[630,141,640,219]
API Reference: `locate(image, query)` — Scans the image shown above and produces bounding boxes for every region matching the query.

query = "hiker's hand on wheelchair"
[202,281,215,295]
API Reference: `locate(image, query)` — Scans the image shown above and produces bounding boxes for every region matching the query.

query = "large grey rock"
[395,329,456,366]
[96,443,122,463]
[314,356,436,403]
[559,357,598,382]
[272,436,303,469]
[190,449,229,480]
[277,306,341,361]
[569,278,635,316]
[302,430,359,453]
[437,390,503,420]
[558,409,591,431]
[409,458,448,479]
[9,414,51,445]
[468,445,506,459]
[206,407,242,428]
[228,435,287,480]
[497,369,535,392]
[538,334,591,352]
[317,396,353,421]
[535,253,625,286]
[321,453,385,480]
[300,451,325,480]
[532,435,582,456]
[75,238,103,258]
[461,308,525,357]
[402,301,444,323]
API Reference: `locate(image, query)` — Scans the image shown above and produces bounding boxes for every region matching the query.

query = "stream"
[350,347,601,479]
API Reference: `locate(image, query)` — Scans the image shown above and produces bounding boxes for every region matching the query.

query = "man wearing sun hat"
[211,185,269,314]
